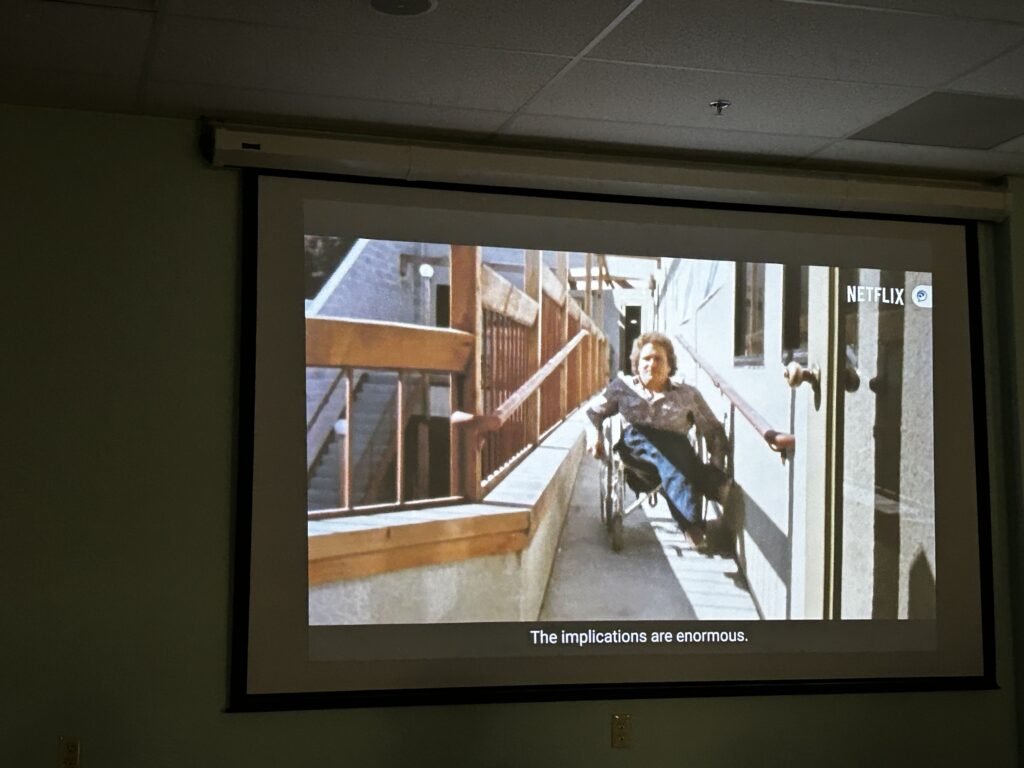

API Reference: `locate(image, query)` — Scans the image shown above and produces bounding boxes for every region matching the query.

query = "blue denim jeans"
[620,425,705,530]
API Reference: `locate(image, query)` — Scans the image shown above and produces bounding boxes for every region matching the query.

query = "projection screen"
[233,172,992,706]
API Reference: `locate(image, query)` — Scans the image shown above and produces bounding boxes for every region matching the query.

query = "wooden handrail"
[566,294,582,320]
[541,265,566,305]
[480,265,538,326]
[452,329,589,432]
[306,317,474,372]
[675,335,796,457]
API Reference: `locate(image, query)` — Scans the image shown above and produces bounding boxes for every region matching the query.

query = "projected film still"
[242,176,987,700]
[304,241,936,627]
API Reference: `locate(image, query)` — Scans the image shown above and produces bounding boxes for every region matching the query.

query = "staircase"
[306,366,341,422]
[306,372,405,510]
[308,436,343,510]
[348,373,400,505]
[306,365,348,511]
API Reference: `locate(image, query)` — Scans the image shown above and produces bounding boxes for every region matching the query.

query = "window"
[734,261,765,363]
[782,265,809,363]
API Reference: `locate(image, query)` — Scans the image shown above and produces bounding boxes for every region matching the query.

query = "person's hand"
[587,436,605,459]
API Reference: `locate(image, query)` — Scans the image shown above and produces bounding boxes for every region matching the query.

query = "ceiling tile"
[148,80,512,134]
[802,139,1024,179]
[784,0,1024,25]
[3,0,1021,180]
[850,92,1024,149]
[45,0,157,10]
[164,0,633,56]
[588,0,1024,87]
[152,16,567,113]
[996,134,1024,152]
[524,61,924,139]
[0,0,152,77]
[503,114,833,161]
[0,67,139,113]
[946,43,1024,98]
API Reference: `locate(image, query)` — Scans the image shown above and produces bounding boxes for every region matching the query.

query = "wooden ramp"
[540,453,760,621]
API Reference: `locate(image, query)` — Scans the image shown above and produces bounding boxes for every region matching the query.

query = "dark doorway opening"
[622,305,642,374]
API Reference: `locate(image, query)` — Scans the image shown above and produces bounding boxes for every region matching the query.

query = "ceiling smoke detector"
[371,0,437,15]
[709,99,732,116]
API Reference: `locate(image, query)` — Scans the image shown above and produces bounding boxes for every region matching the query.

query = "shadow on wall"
[709,482,772,620]
[714,483,746,558]
[729,483,791,609]
[908,549,936,620]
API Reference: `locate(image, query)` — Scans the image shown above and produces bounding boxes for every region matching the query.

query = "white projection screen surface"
[235,173,992,706]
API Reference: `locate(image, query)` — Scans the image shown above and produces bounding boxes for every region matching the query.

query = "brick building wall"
[317,239,447,323]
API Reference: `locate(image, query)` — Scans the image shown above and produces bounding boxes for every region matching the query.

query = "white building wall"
[898,270,936,619]
[659,257,934,620]
[660,258,806,618]
[841,270,880,619]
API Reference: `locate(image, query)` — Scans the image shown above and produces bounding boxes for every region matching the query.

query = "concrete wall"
[309,414,586,624]
[310,544,526,624]
[1,103,1019,767]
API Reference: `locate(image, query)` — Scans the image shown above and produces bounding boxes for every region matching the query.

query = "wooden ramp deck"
[540,452,760,621]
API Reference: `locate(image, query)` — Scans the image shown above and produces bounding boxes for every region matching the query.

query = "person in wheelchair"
[585,332,731,544]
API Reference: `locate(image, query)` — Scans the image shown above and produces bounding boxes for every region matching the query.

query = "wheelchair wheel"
[599,458,613,529]
[599,420,626,551]
[610,512,624,552]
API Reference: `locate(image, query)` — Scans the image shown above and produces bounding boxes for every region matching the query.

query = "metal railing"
[676,335,796,459]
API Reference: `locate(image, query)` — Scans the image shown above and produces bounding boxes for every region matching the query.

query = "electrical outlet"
[611,714,632,748]
[59,737,80,768]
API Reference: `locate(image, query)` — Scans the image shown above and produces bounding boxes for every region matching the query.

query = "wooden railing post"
[583,256,592,401]
[450,245,483,501]
[590,335,595,396]
[577,311,585,405]
[417,374,430,499]
[557,251,568,419]
[602,338,608,387]
[524,250,542,446]
[584,252,592,316]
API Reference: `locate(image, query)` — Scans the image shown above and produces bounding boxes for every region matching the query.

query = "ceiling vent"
[370,0,438,16]
[42,0,157,9]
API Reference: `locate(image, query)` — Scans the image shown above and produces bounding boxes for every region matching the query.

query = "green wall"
[1,103,1019,767]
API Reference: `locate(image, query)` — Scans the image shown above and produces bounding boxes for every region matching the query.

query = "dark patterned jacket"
[586,373,728,469]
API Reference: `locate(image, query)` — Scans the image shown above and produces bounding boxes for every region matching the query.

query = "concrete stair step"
[306,387,332,407]
[353,391,391,406]
[308,496,339,511]
[309,476,338,491]
[308,372,402,505]
[362,373,398,385]
[307,377,333,391]
[307,367,340,380]
[308,487,338,501]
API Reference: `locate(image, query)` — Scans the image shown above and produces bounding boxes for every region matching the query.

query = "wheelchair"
[597,417,714,553]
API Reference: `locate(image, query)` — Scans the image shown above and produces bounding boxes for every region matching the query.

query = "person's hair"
[630,332,677,377]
